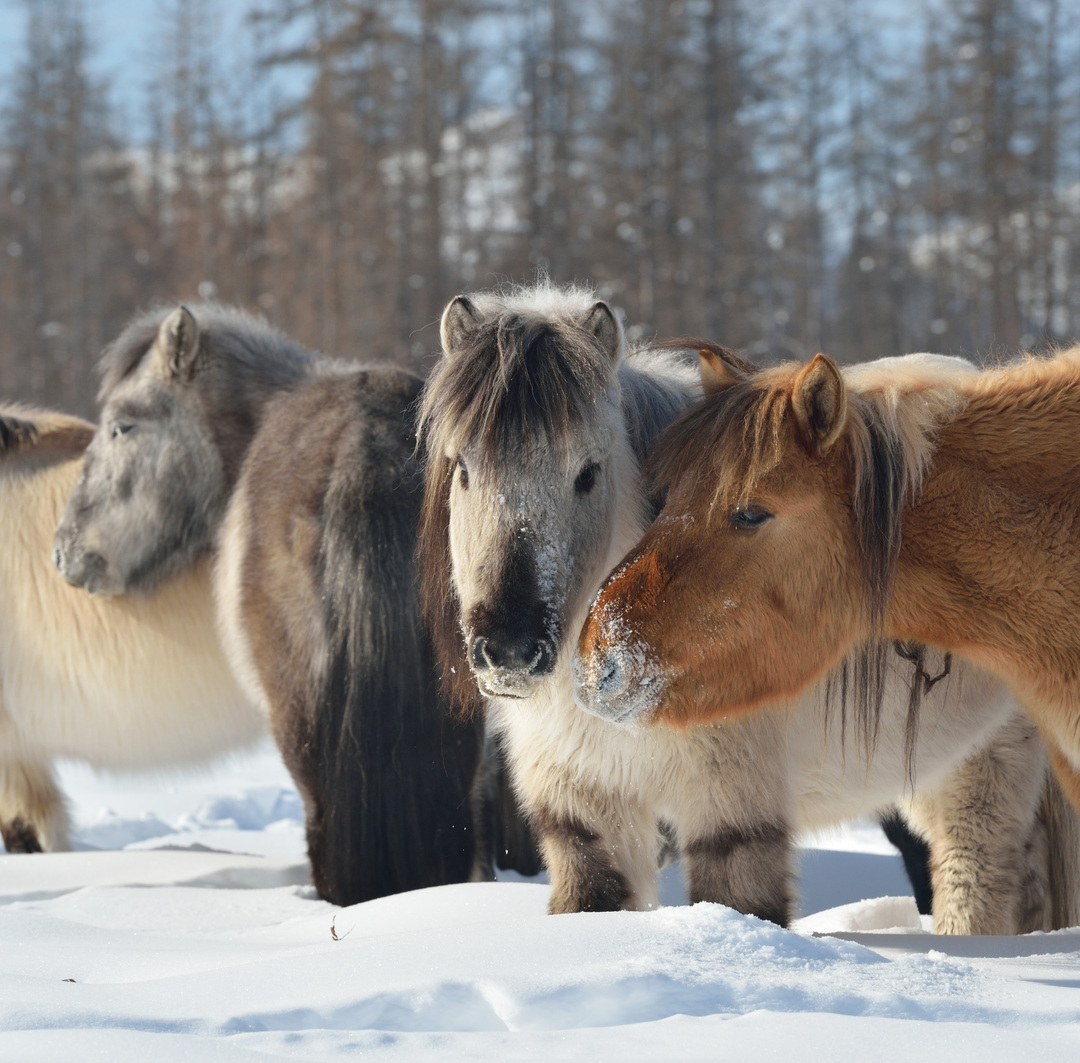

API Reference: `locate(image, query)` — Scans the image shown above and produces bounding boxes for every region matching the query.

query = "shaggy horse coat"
[574,345,1080,819]
[419,285,1077,932]
[0,405,261,852]
[53,306,488,903]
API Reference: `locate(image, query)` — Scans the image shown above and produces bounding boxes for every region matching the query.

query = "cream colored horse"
[0,405,261,851]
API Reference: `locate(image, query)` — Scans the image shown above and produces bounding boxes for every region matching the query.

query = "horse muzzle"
[571,642,665,726]
[52,539,115,597]
[468,632,555,699]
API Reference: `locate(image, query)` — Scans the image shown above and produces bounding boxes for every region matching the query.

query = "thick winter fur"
[576,345,1080,823]
[420,287,1077,931]
[52,305,487,903]
[0,404,262,852]
[216,368,482,902]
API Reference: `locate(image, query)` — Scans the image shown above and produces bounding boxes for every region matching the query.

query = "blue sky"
[0,0,261,128]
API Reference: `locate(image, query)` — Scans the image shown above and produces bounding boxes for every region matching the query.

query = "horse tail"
[1040,767,1080,929]
[308,377,483,906]
[0,411,38,453]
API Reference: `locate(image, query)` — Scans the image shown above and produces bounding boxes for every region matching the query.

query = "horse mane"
[617,337,722,468]
[648,352,969,754]
[97,302,318,401]
[0,403,93,472]
[417,451,478,713]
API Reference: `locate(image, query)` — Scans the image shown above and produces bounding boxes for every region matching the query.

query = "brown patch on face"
[582,546,671,659]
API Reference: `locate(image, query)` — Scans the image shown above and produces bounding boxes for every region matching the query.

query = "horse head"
[419,286,629,703]
[574,347,923,728]
[54,304,310,596]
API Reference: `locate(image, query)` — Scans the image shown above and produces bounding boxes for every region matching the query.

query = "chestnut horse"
[574,345,1080,815]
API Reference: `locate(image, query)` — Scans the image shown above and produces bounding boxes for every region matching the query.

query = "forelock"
[420,285,620,471]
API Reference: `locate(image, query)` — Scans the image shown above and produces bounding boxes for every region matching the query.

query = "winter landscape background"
[3,1,1080,1058]
[0,0,1078,414]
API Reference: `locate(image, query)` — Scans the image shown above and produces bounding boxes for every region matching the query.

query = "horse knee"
[534,810,638,914]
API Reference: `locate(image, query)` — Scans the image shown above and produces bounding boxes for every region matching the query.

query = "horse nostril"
[470,633,552,675]
[597,656,625,697]
[470,636,492,670]
[52,544,64,571]
[528,640,554,677]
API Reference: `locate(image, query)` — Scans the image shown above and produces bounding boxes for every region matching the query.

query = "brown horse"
[574,346,1080,814]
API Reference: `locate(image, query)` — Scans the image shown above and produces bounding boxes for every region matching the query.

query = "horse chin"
[72,569,122,600]
[54,548,122,599]
[475,669,546,701]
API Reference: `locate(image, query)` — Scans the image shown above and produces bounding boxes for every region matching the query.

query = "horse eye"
[731,506,772,530]
[455,457,469,489]
[111,422,135,439]
[574,462,600,495]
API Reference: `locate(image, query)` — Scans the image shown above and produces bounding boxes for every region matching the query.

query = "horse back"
[222,365,483,904]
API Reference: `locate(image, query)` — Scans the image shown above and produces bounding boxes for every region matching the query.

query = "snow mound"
[797,895,926,935]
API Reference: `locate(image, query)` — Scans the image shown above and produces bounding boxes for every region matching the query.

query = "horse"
[52,304,494,903]
[573,344,1080,818]
[418,283,1078,932]
[0,404,262,853]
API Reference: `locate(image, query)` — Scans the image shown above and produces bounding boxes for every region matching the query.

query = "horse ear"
[583,301,623,364]
[153,306,201,382]
[792,353,847,455]
[699,347,748,395]
[440,295,483,354]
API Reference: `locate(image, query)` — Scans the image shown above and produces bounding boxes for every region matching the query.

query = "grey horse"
[53,304,503,903]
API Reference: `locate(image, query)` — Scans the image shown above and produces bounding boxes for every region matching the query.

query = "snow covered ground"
[2,740,1079,1061]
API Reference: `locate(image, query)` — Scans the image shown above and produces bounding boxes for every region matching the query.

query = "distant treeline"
[0,0,1077,415]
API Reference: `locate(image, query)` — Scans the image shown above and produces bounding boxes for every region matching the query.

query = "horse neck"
[889,373,1080,703]
[618,353,698,467]
[204,350,324,491]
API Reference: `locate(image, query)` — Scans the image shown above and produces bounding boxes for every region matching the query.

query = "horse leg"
[469,725,542,881]
[664,718,794,926]
[1037,763,1080,930]
[878,808,933,916]
[525,788,660,914]
[904,712,1049,935]
[0,759,71,853]
[680,822,792,925]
